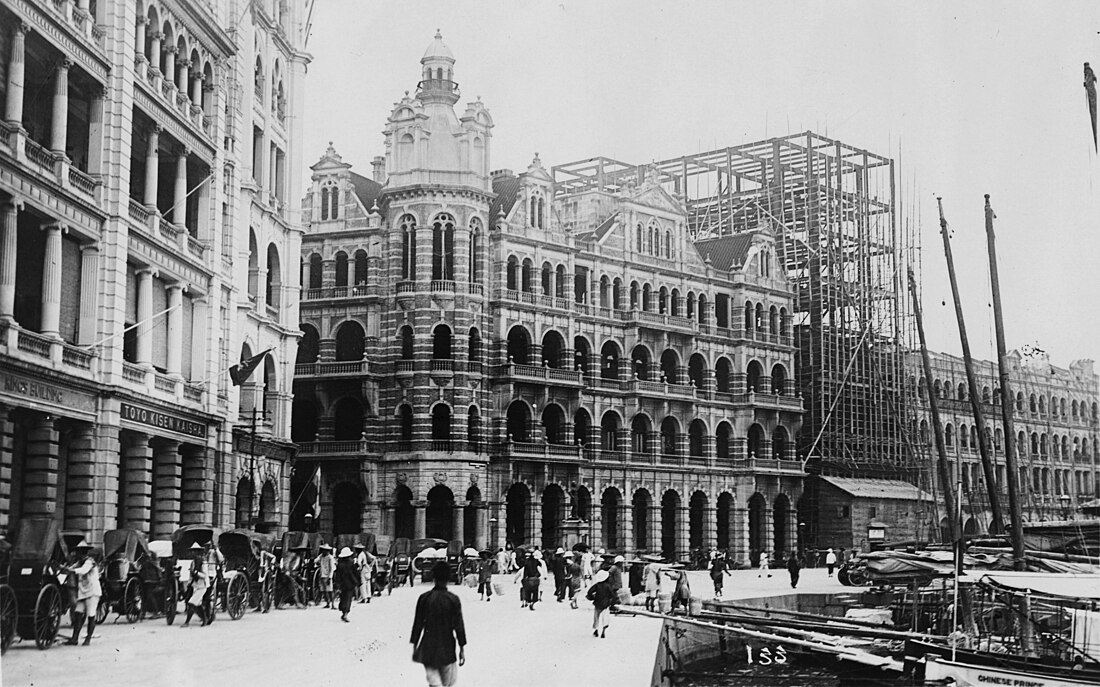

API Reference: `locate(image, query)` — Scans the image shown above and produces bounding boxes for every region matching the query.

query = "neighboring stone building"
[0,0,309,542]
[292,33,803,564]
[909,350,1100,533]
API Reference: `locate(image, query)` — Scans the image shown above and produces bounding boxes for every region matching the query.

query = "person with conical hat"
[586,569,615,638]
[64,539,100,646]
[334,547,358,622]
[317,544,335,609]
[183,543,209,628]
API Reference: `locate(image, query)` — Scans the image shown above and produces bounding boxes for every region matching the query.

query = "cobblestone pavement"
[1,568,841,687]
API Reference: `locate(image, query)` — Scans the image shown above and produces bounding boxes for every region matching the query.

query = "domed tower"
[376,32,494,549]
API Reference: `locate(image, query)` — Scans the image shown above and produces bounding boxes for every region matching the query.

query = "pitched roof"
[489,172,520,229]
[820,477,932,502]
[349,172,382,213]
[693,233,755,271]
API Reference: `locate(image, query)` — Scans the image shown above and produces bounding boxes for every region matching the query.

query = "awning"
[980,571,1100,600]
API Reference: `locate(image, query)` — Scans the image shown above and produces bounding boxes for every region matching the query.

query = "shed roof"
[820,476,932,502]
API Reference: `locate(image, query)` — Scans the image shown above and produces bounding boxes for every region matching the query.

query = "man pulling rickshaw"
[62,540,100,646]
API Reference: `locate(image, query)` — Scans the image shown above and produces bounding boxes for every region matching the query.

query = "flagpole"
[82,303,181,350]
[192,346,274,387]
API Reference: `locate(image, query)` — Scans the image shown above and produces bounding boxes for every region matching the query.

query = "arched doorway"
[542,484,566,549]
[748,493,766,560]
[689,491,707,551]
[332,482,362,535]
[235,477,253,528]
[661,490,681,561]
[258,480,276,525]
[717,493,733,551]
[601,487,621,549]
[633,489,652,551]
[426,485,455,540]
[506,483,530,545]
[773,494,791,558]
[506,401,531,442]
[394,485,414,540]
[507,326,531,365]
[542,405,566,444]
[335,320,365,361]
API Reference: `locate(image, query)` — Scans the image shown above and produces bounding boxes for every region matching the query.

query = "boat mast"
[908,266,959,543]
[937,198,1005,534]
[984,194,1026,569]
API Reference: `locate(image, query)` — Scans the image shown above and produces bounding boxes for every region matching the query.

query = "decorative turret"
[417,30,459,106]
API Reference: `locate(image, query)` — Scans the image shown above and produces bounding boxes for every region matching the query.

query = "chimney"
[371,156,386,184]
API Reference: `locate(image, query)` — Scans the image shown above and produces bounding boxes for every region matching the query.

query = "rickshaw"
[4,519,80,650]
[218,529,276,614]
[276,531,322,608]
[410,538,448,583]
[100,528,177,624]
[387,537,414,592]
[171,525,238,620]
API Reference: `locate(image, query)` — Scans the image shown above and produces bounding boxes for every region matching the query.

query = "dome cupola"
[418,30,459,106]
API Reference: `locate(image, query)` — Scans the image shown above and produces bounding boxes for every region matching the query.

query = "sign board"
[120,402,207,439]
[0,371,97,414]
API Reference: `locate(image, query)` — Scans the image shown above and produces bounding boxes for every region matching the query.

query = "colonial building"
[0,0,309,543]
[909,350,1099,533]
[293,33,803,564]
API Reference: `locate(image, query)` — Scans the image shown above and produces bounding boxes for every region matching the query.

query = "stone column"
[77,244,99,345]
[0,202,17,320]
[172,148,188,227]
[477,505,489,550]
[165,283,182,376]
[143,126,160,208]
[134,16,147,64]
[4,23,27,125]
[413,501,426,539]
[135,269,153,365]
[453,504,465,544]
[39,223,63,338]
[180,446,211,525]
[23,416,59,518]
[190,73,203,109]
[0,408,13,531]
[163,46,176,90]
[64,423,96,532]
[149,32,163,75]
[151,440,181,538]
[122,432,153,532]
[50,60,71,155]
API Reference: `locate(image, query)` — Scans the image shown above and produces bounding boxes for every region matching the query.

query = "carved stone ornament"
[396,472,408,485]
[469,474,478,486]
[433,472,447,484]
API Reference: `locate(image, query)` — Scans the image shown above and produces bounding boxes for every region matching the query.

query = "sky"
[301,0,1100,370]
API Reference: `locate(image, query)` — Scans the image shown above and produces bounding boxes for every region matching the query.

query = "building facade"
[0,0,309,543]
[909,350,1099,534]
[293,33,804,564]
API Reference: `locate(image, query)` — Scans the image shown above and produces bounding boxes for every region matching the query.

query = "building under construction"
[554,131,920,479]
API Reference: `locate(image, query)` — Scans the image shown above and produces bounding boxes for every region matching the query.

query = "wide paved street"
[1,568,842,687]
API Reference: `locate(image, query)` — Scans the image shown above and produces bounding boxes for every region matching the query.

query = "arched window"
[521,259,534,293]
[746,360,764,393]
[716,422,732,460]
[334,320,365,361]
[771,364,788,395]
[506,256,519,291]
[467,407,481,453]
[601,411,621,451]
[319,186,329,221]
[747,423,765,457]
[354,250,368,285]
[469,218,482,283]
[555,265,566,298]
[507,326,532,365]
[601,341,621,380]
[715,357,732,393]
[308,253,322,289]
[399,325,414,360]
[431,404,452,450]
[631,414,651,453]
[432,325,452,359]
[467,328,481,364]
[334,251,348,288]
[660,417,680,456]
[431,213,455,281]
[636,224,643,252]
[266,244,282,309]
[688,419,706,457]
[397,404,414,447]
[665,230,673,258]
[400,215,417,280]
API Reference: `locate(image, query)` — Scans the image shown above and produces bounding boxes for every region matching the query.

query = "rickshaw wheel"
[33,584,62,650]
[226,575,248,620]
[260,574,273,613]
[94,597,108,624]
[0,584,17,654]
[309,569,322,605]
[123,577,144,623]
[164,576,178,625]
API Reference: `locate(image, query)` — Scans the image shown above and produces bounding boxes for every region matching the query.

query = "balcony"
[492,363,583,387]
[295,440,375,459]
[732,456,805,475]
[302,285,376,301]
[294,360,370,378]
[498,441,583,464]
[626,378,697,400]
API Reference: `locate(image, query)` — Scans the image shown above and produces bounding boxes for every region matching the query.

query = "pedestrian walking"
[317,544,335,608]
[642,555,662,611]
[709,553,732,598]
[280,546,307,608]
[183,547,208,627]
[825,548,837,577]
[586,569,615,638]
[495,547,510,577]
[335,546,358,622]
[786,551,801,589]
[411,562,467,687]
[608,555,624,605]
[566,551,582,609]
[513,549,543,610]
[757,550,771,578]
[476,551,494,602]
[355,544,373,603]
[202,541,224,623]
[580,548,595,583]
[551,548,568,602]
[63,540,101,646]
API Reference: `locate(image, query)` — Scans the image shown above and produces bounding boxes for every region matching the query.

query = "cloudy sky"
[301,0,1100,369]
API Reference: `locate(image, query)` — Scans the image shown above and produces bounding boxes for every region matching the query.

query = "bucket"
[492,581,506,597]
[463,574,478,588]
[616,588,632,605]
[689,598,703,616]
[657,592,672,613]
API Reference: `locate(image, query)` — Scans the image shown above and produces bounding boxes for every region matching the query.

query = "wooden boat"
[924,654,1097,687]
[906,639,1100,683]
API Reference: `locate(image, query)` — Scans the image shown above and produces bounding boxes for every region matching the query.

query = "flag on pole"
[229,347,273,386]
[1085,62,1097,152]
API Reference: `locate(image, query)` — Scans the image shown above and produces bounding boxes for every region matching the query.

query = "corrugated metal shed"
[821,477,932,502]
